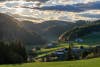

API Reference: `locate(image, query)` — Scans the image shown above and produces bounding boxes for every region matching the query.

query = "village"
[27,40,100,62]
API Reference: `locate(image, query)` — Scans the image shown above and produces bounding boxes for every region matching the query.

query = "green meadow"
[0,58,100,67]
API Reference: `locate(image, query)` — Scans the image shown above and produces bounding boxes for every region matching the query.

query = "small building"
[75,38,84,43]
[46,42,58,48]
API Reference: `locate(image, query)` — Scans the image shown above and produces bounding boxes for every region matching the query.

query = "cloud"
[0,0,100,22]
[78,10,100,18]
[36,5,83,12]
[35,1,100,12]
[43,0,100,6]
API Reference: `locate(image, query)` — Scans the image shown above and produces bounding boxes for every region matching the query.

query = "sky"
[0,0,100,23]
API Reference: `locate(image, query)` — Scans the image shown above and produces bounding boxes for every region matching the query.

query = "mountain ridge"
[0,13,46,46]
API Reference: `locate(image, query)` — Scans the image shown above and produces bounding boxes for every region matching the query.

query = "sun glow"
[0,0,100,22]
[5,0,26,14]
[15,8,24,14]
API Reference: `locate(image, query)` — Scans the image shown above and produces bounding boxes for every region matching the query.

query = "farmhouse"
[75,38,84,43]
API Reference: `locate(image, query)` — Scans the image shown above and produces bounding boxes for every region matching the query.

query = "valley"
[0,0,100,67]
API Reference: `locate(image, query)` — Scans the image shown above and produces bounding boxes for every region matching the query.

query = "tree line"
[0,41,27,64]
[59,23,100,41]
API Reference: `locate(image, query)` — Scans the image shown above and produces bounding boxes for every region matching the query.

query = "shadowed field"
[0,58,100,67]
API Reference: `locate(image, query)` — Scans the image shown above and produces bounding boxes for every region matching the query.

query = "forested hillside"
[59,22,100,41]
[0,13,46,46]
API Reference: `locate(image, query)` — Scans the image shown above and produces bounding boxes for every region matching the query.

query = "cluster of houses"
[27,41,100,62]
[37,45,100,62]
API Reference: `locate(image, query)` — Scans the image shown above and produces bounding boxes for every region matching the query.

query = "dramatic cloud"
[36,1,100,12]
[43,0,100,6]
[0,0,100,22]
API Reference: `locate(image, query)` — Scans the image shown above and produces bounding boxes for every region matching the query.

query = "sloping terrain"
[59,22,100,41]
[0,13,46,46]
[21,20,100,42]
[21,20,74,42]
[0,58,100,67]
[79,32,100,45]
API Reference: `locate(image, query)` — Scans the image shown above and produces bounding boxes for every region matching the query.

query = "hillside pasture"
[0,58,100,67]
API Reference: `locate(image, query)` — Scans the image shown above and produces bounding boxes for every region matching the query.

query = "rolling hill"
[78,32,100,45]
[21,20,74,42]
[59,22,100,43]
[0,13,46,46]
[21,20,100,42]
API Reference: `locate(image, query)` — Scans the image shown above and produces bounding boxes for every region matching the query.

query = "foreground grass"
[0,58,100,67]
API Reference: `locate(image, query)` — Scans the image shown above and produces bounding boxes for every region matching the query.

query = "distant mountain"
[21,20,75,42]
[40,20,75,41]
[0,13,46,45]
[16,19,100,42]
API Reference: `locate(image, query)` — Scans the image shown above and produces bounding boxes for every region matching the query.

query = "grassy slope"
[0,58,100,67]
[78,32,100,45]
[36,42,91,58]
[1,31,100,67]
[35,32,100,58]
[0,31,100,67]
[36,44,68,58]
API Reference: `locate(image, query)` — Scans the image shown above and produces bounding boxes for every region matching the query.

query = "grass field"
[0,58,100,67]
[79,32,100,45]
[1,32,99,67]
[31,32,100,58]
